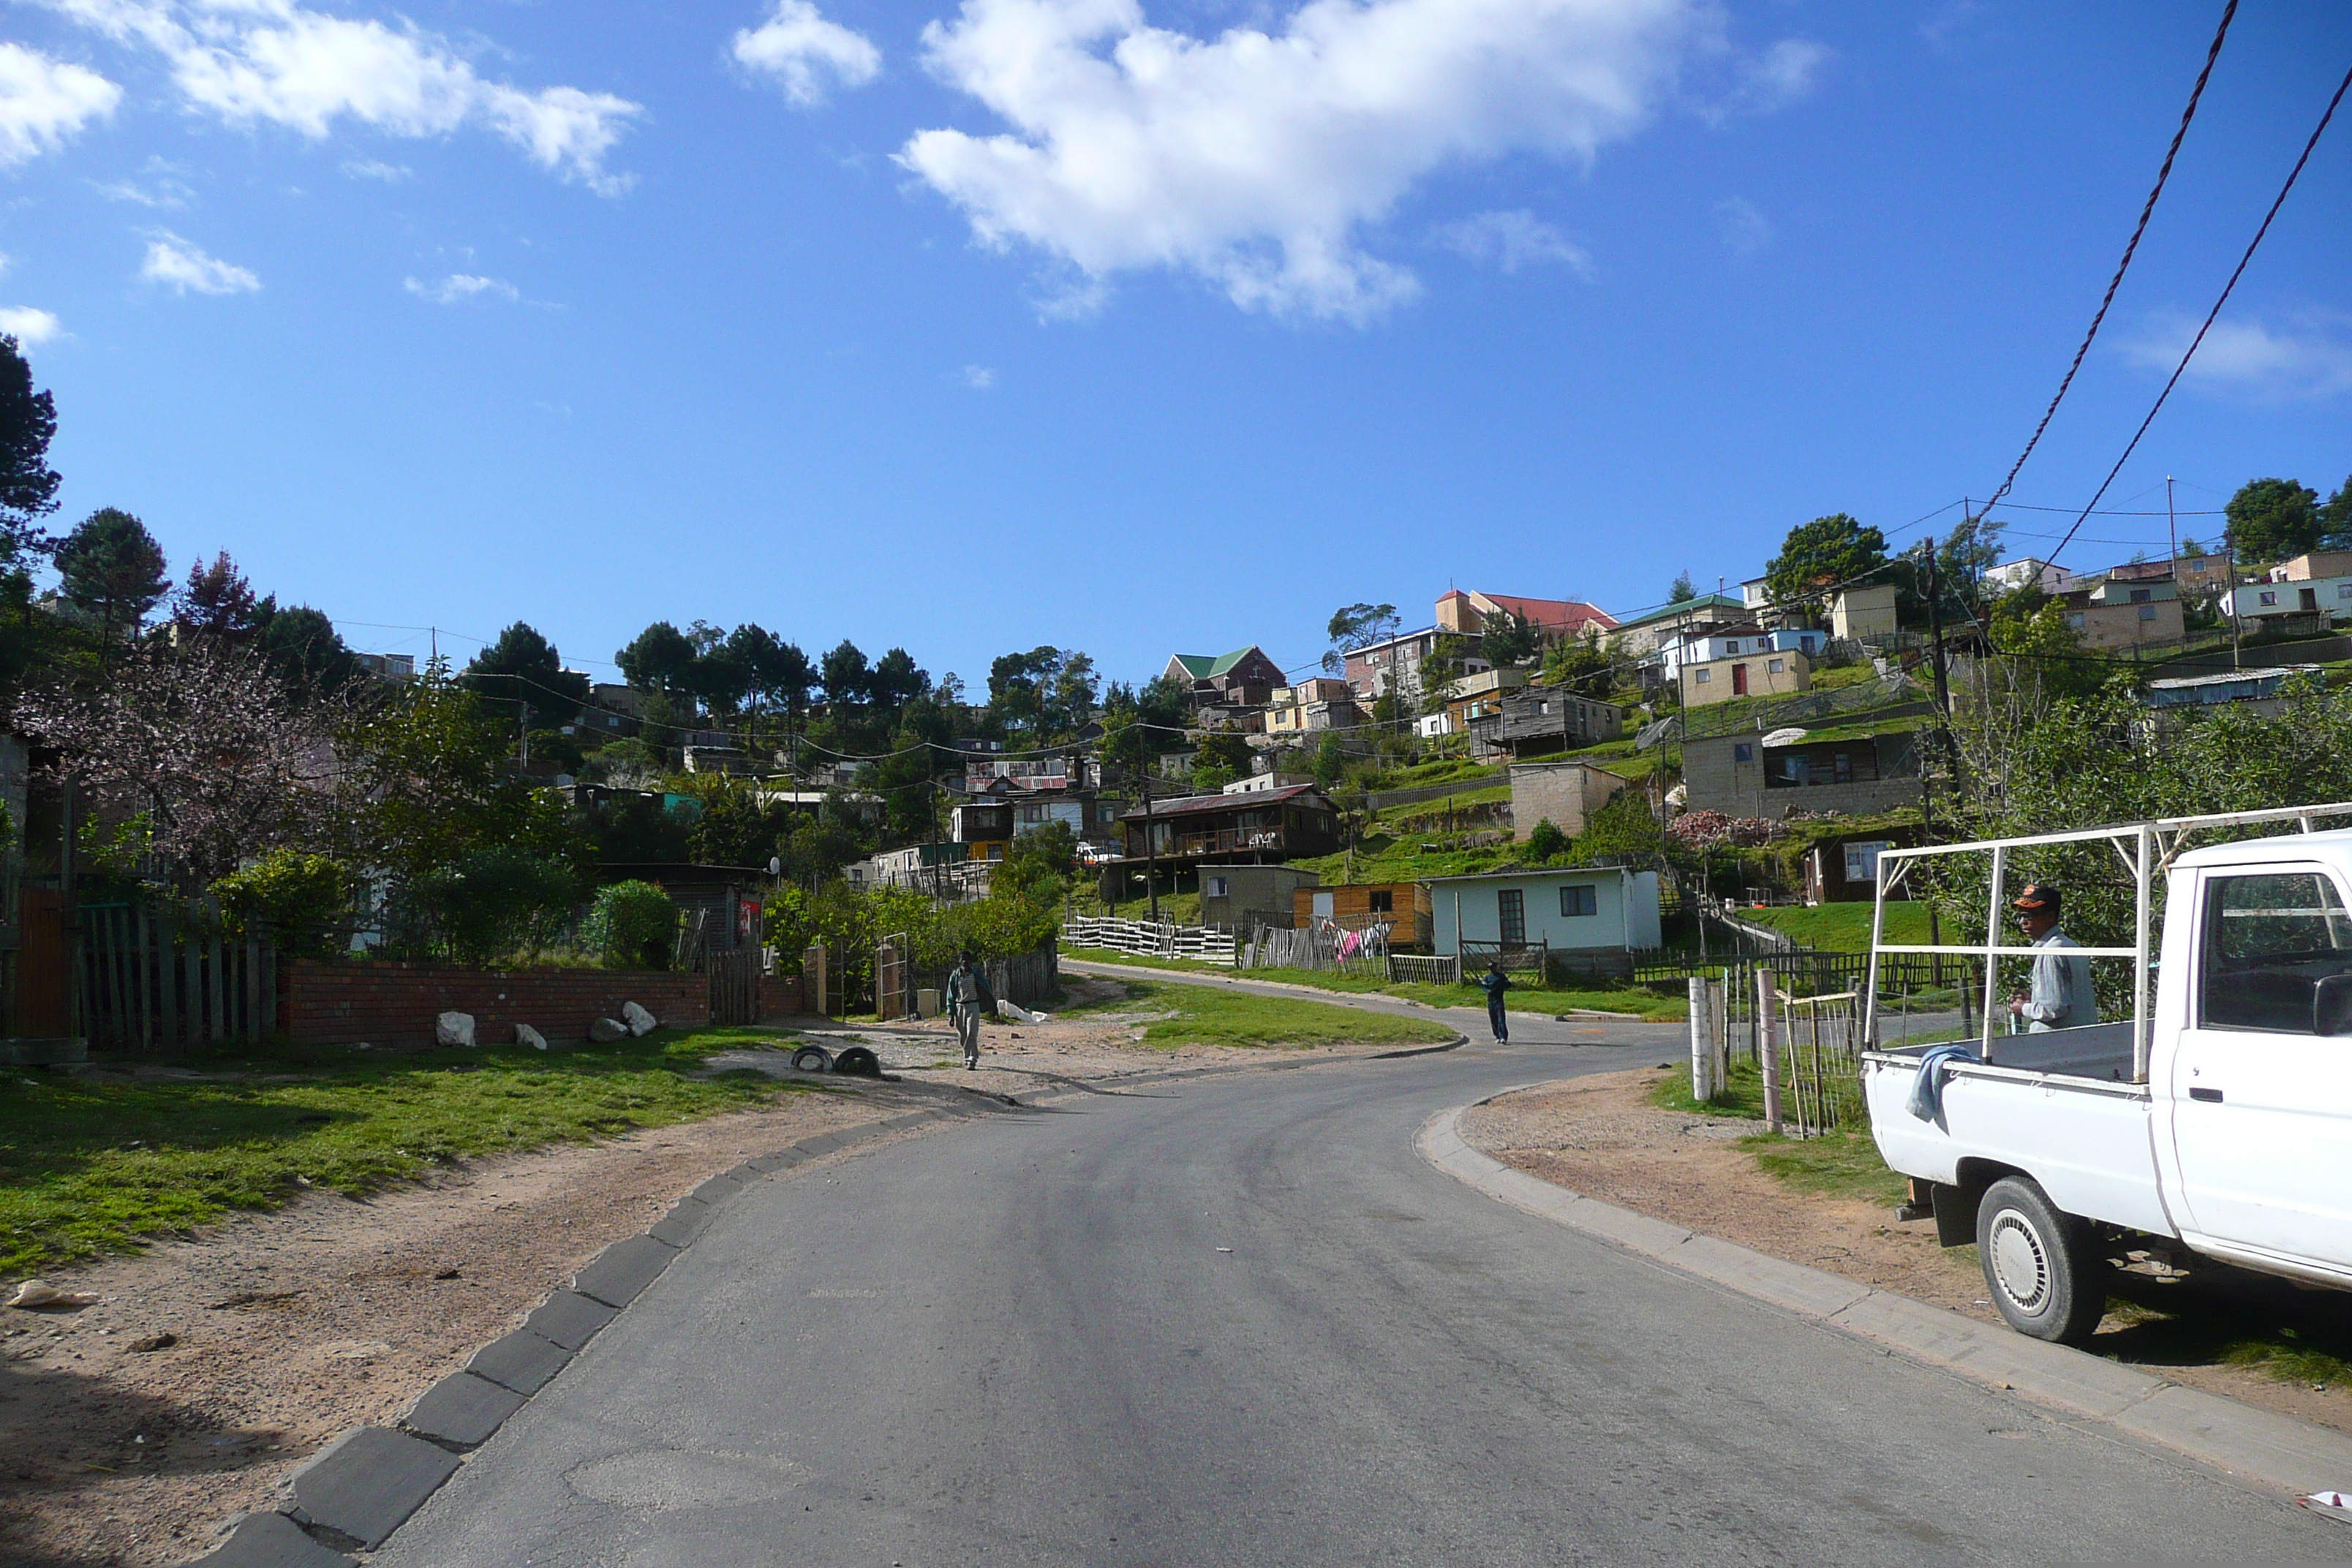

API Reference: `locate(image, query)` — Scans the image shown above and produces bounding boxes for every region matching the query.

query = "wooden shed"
[1293,882,1434,951]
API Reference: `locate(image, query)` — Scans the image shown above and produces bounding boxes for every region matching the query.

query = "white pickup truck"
[1861,804,2352,1345]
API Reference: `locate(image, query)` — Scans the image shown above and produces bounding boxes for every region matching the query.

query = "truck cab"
[1860,808,2352,1343]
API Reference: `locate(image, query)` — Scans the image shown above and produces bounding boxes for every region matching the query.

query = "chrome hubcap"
[1989,1210,2050,1311]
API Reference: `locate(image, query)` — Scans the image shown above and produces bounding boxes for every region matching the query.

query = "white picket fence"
[1062,916,1239,967]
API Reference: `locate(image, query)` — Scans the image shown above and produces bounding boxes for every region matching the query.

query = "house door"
[1731,663,1749,696]
[2300,587,2319,612]
[1497,889,1526,947]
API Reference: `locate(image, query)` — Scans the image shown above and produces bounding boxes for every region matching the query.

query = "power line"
[1979,0,2236,519]
[2042,55,2352,569]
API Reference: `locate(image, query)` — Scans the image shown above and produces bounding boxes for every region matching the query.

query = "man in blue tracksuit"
[1477,960,1509,1043]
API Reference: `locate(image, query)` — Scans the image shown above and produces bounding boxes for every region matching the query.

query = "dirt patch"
[1458,1068,2352,1439]
[797,976,1452,1088]
[0,1080,953,1568]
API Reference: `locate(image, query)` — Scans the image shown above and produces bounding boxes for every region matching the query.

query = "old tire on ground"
[832,1045,882,1078]
[789,1045,833,1074]
[1976,1175,2107,1346]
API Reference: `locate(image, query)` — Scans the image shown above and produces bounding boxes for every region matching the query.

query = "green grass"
[1647,1060,1905,1203]
[0,1026,818,1278]
[1064,949,1687,1020]
[1376,758,1503,789]
[1057,978,1458,1049]
[1739,901,1937,952]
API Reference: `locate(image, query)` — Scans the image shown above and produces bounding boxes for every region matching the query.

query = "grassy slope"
[1740,901,1936,952]
[1062,949,1687,1021]
[1058,977,1458,1048]
[0,1027,815,1278]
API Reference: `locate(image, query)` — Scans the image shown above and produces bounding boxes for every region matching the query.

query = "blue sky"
[0,0,2345,690]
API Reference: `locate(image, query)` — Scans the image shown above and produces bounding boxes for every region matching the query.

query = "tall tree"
[464,621,589,725]
[1763,513,1889,611]
[1479,608,1542,668]
[1667,571,1697,604]
[56,508,170,644]
[0,333,61,557]
[1322,602,1399,674]
[2224,478,2321,563]
[2318,475,2352,553]
[257,604,359,697]
[616,621,699,703]
[819,638,871,711]
[870,647,928,720]
[170,552,262,638]
[986,646,1060,733]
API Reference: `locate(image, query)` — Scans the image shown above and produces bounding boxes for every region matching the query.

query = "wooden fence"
[1061,917,1237,967]
[1243,919,1390,978]
[707,949,761,1026]
[76,903,277,1052]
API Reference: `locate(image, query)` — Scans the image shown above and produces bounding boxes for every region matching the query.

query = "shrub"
[214,851,355,960]
[402,848,581,965]
[1523,818,1568,862]
[585,880,681,970]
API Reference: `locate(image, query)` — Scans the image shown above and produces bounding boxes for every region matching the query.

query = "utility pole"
[519,701,532,771]
[1140,767,1161,923]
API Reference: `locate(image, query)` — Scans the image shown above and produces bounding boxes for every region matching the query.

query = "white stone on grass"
[621,1001,657,1037]
[515,1025,549,1051]
[435,1011,476,1048]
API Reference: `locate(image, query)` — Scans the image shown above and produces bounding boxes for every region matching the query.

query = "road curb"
[1417,1093,2352,1499]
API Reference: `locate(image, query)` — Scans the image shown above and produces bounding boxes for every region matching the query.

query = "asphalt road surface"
[378,1017,2348,1566]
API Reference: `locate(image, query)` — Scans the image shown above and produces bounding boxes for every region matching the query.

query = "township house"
[2051,565,2184,650]
[1293,882,1433,949]
[1680,641,1812,706]
[1263,678,1361,736]
[1165,647,1286,710]
[1607,592,1748,658]
[1464,685,1624,760]
[1119,783,1340,864]
[2231,551,2352,629]
[1507,759,1635,837]
[1679,679,1933,820]
[1428,867,1664,973]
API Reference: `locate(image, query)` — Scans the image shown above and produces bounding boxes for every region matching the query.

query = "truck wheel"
[1976,1176,2107,1346]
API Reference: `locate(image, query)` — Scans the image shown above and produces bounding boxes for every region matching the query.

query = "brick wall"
[283,962,711,1049]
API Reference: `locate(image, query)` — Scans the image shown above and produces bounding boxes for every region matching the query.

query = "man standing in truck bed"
[2007,882,2097,1032]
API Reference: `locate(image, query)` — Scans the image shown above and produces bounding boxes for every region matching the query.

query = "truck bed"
[1863,1027,2172,1238]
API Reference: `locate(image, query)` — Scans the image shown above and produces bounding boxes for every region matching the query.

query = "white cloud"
[2122,309,2352,401]
[48,0,640,194]
[404,273,518,305]
[961,363,995,389]
[0,40,121,165]
[139,230,259,294]
[93,154,195,208]
[341,157,409,181]
[1703,37,1829,121]
[1714,195,1769,256]
[0,306,63,344]
[899,0,1723,323]
[1436,209,1591,276]
[734,0,883,107]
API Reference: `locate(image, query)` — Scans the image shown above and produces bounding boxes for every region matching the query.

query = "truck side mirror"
[2315,973,2352,1037]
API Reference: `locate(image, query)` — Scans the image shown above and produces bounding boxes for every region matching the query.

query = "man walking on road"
[947,951,994,1069]
[1477,960,1510,1043]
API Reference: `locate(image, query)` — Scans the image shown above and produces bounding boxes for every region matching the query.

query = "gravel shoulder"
[1458,1068,2352,1443]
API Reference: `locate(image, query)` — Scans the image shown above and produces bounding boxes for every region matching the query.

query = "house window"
[2259,591,2278,607]
[1768,658,1786,674]
[2067,612,2087,628]
[2129,588,2152,604]
[1205,876,1229,898]
[1560,884,1597,917]
[1695,668,1711,684]
[2138,605,2158,622]
[1733,742,1754,763]
[1497,889,1526,946]
[1369,889,1395,913]
[2338,584,2352,600]
[1844,840,1891,883]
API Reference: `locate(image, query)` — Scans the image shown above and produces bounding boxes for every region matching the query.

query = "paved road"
[378,1032,2345,1565]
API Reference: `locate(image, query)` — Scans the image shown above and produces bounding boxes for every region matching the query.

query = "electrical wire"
[2040,56,2352,569]
[1979,0,2238,519]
